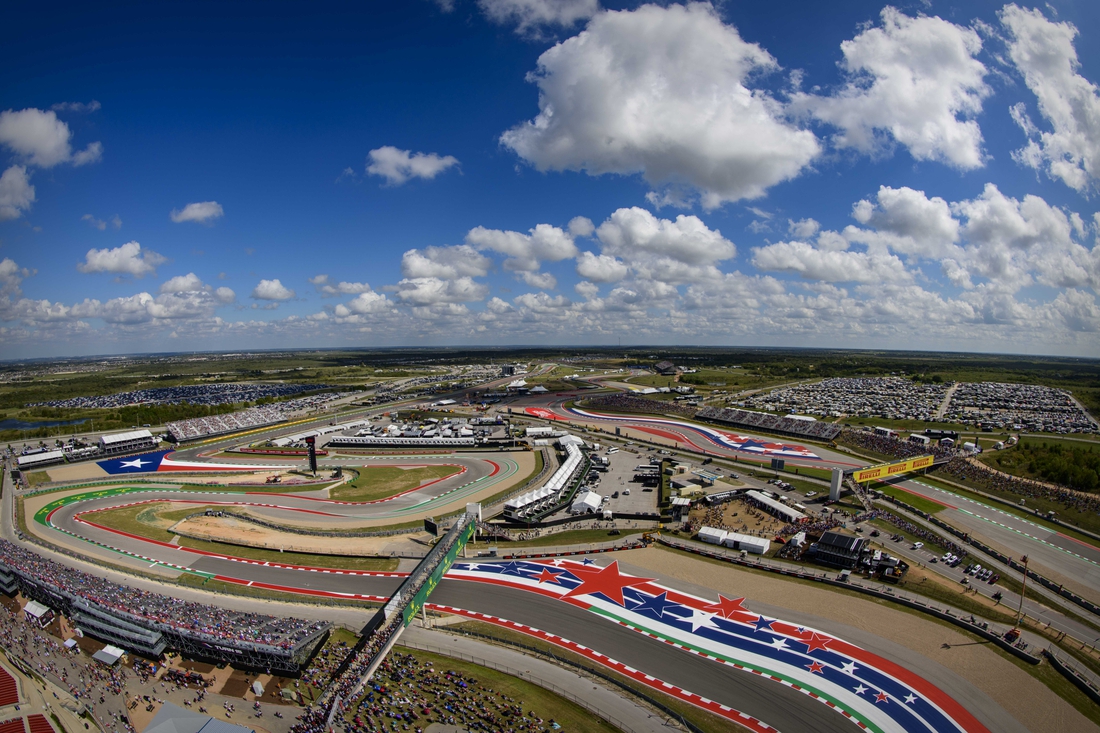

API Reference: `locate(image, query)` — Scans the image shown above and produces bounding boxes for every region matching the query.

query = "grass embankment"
[450,621,752,733]
[979,439,1100,493]
[868,482,945,515]
[26,471,50,487]
[86,503,398,571]
[376,645,620,733]
[331,465,462,502]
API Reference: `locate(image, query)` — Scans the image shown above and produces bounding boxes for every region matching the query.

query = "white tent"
[569,491,602,515]
[698,526,728,545]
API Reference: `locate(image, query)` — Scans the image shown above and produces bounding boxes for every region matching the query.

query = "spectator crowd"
[841,429,957,461]
[698,406,842,440]
[0,540,327,650]
[585,393,698,418]
[936,458,1100,515]
[341,650,562,733]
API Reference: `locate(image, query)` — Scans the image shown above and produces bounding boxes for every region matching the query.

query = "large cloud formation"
[797,7,990,169]
[501,2,820,207]
[1002,4,1100,192]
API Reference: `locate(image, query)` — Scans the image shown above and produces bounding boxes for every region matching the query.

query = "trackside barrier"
[657,538,1042,665]
[889,497,1100,619]
[1044,648,1100,706]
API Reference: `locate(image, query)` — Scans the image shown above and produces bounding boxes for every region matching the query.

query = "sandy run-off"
[617,546,1097,733]
[170,512,431,555]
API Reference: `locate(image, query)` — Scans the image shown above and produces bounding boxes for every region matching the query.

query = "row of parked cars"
[964,563,1000,583]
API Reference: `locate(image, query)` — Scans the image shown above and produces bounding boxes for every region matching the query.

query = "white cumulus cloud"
[366,146,460,186]
[0,108,102,168]
[466,223,577,271]
[478,0,599,36]
[500,2,820,207]
[797,7,990,169]
[401,245,491,279]
[251,279,296,301]
[0,165,35,221]
[1001,4,1100,193]
[77,241,167,278]
[595,207,734,266]
[394,276,488,305]
[752,240,910,283]
[170,201,224,224]
[575,251,628,283]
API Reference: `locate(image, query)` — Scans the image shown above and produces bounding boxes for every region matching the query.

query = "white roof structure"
[569,490,602,514]
[100,429,153,446]
[746,490,806,523]
[504,442,583,518]
[557,434,585,447]
[93,644,126,665]
[529,385,549,393]
[722,532,770,554]
[25,600,51,619]
[17,450,65,468]
[698,527,728,545]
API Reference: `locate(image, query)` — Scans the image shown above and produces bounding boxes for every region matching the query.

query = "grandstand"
[16,451,65,469]
[698,406,842,441]
[327,435,477,448]
[166,407,286,443]
[0,540,329,672]
[99,429,157,455]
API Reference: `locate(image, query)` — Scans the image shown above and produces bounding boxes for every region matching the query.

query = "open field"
[978,439,1100,492]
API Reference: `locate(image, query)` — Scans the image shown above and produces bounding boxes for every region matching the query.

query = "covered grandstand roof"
[100,429,153,446]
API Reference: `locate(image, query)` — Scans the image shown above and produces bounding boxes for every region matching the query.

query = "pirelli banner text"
[852,455,935,483]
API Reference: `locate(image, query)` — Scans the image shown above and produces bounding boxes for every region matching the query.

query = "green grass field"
[330,464,462,502]
[869,483,945,515]
[978,439,1100,492]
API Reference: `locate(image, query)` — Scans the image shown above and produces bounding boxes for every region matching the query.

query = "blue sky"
[1,0,1099,358]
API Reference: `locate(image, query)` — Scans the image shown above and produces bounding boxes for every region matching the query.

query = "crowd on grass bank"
[0,540,326,648]
[349,651,563,733]
[585,393,697,418]
[936,458,1100,515]
[840,429,958,462]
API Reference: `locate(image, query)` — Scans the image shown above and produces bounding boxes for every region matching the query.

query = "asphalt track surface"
[891,476,1100,601]
[431,580,855,733]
